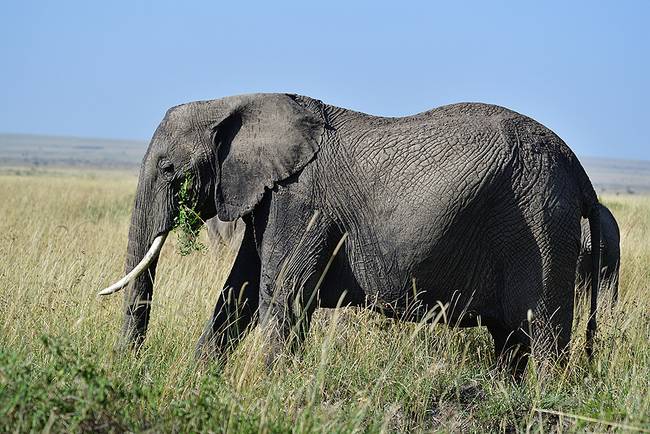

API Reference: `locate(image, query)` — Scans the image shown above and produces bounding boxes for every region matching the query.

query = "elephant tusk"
[98,233,168,296]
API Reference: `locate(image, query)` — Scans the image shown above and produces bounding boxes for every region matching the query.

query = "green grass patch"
[1,170,649,432]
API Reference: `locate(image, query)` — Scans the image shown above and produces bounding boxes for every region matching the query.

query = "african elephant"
[576,203,620,301]
[99,93,601,376]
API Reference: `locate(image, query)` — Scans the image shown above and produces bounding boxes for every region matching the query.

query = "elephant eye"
[157,158,175,180]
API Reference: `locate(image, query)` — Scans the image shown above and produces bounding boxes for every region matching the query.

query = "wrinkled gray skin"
[210,206,621,303]
[117,93,601,376]
[576,203,620,301]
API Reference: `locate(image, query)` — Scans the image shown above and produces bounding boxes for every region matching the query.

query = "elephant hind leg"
[499,188,581,365]
[531,207,581,362]
[488,324,530,381]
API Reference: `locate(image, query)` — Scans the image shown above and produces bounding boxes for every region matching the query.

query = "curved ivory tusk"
[98,233,167,296]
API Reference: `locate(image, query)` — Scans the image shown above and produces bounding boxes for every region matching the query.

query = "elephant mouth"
[98,232,168,296]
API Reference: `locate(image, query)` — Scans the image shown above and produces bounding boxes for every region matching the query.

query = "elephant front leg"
[196,221,260,362]
[257,212,339,369]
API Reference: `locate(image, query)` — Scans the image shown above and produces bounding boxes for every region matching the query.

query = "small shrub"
[0,336,143,432]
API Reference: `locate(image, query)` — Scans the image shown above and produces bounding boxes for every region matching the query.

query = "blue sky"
[1,1,648,160]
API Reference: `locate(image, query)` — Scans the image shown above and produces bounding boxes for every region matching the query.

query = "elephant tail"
[585,204,601,359]
[573,155,600,359]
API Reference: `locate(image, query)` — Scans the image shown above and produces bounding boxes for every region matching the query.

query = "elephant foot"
[194,334,216,362]
[259,313,309,371]
[260,326,287,371]
[114,317,147,357]
[488,325,530,382]
[497,347,530,382]
[194,325,230,366]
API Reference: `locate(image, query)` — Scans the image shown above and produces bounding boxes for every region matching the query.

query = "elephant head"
[99,93,324,348]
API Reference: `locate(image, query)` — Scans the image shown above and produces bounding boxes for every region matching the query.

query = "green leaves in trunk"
[172,174,206,256]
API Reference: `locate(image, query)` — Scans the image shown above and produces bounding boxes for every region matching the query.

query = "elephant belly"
[412,228,502,323]
[340,208,502,323]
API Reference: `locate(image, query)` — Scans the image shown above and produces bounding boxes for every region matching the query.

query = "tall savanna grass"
[1,168,648,432]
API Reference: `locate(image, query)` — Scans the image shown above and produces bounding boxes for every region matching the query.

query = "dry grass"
[1,169,649,432]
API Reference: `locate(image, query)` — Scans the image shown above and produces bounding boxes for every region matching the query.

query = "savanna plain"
[1,168,649,433]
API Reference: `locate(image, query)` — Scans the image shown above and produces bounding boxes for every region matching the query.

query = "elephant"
[99,93,602,376]
[576,203,620,301]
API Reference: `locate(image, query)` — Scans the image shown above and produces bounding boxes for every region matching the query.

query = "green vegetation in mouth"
[173,173,206,256]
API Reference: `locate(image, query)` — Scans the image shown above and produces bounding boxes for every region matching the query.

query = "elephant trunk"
[100,171,173,349]
[117,207,165,349]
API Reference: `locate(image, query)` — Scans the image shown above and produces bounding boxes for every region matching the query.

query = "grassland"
[1,169,649,433]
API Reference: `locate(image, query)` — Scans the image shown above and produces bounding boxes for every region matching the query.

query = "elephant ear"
[213,94,324,221]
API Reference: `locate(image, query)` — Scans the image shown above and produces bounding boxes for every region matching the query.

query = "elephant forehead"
[155,107,212,142]
[164,103,205,126]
